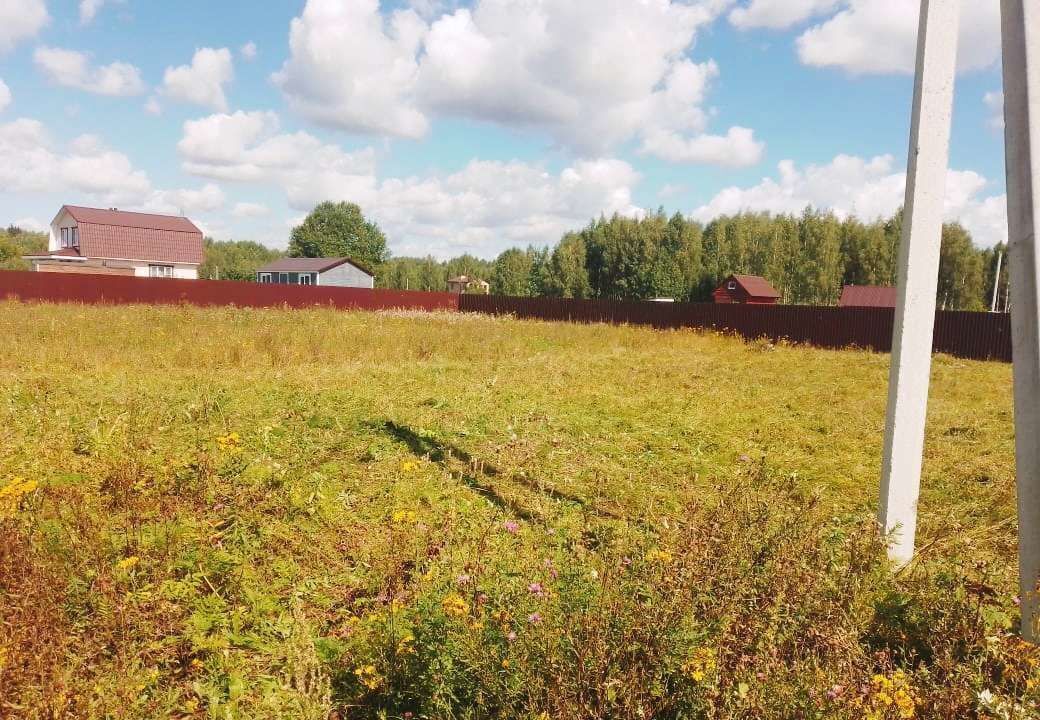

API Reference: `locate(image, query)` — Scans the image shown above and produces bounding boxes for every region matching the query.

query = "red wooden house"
[712,274,781,305]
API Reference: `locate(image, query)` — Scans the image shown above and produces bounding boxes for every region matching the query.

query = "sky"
[0,0,1010,259]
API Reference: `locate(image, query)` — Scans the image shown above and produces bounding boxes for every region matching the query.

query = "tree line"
[0,201,1009,312]
[378,208,1008,311]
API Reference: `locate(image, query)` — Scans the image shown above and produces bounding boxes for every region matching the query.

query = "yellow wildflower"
[116,556,140,571]
[354,664,381,690]
[392,509,418,524]
[646,548,673,564]
[216,432,243,454]
[682,647,717,683]
[400,460,419,472]
[442,593,469,618]
[866,671,916,719]
[0,477,38,518]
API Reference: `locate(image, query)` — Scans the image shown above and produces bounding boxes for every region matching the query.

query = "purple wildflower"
[527,612,542,625]
[503,520,519,534]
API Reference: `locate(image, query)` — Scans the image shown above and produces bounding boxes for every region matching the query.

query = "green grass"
[0,301,1030,719]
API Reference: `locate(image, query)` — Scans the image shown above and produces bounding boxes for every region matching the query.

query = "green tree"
[288,202,389,269]
[491,248,534,296]
[938,222,986,311]
[0,226,47,270]
[542,234,591,298]
[199,238,283,281]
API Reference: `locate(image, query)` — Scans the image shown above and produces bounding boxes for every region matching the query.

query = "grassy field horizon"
[0,301,1030,719]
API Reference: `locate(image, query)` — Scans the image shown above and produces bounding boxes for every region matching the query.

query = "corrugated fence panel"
[460,294,1012,363]
[0,270,459,312]
[0,271,1012,363]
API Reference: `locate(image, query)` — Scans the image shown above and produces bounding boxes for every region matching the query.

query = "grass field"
[0,301,1031,719]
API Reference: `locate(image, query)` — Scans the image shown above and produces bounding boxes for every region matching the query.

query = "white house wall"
[49,209,77,251]
[129,262,199,279]
[317,263,374,288]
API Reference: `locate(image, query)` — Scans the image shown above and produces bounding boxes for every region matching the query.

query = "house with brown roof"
[447,275,490,294]
[24,205,204,278]
[255,257,374,288]
[712,274,781,305]
[838,285,898,309]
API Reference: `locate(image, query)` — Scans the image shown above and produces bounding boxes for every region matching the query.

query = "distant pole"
[1002,0,1040,642]
[879,0,960,566]
[992,251,1004,312]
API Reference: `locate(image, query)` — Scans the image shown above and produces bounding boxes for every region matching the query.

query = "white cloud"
[240,42,257,61]
[178,110,645,256]
[985,91,1004,131]
[273,0,428,139]
[80,0,124,25]
[232,202,270,217]
[640,126,764,167]
[0,119,150,203]
[13,217,46,232]
[796,0,1000,74]
[373,158,645,257]
[692,153,1008,247]
[0,0,47,54]
[729,0,840,30]
[0,117,225,218]
[273,0,763,166]
[34,47,146,96]
[144,96,161,115]
[0,79,10,113]
[178,110,378,209]
[141,184,226,216]
[161,47,234,111]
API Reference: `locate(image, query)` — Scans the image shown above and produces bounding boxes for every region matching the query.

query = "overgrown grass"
[0,301,1029,719]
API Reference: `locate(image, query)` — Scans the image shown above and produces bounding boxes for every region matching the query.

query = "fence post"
[879,0,960,566]
[1002,0,1040,642]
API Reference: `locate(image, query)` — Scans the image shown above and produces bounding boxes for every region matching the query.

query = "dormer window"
[727,281,736,290]
[60,227,79,248]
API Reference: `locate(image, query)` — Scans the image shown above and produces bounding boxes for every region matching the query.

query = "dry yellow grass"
[0,301,1026,719]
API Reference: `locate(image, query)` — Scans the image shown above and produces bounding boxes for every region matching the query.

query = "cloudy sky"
[0,0,1009,258]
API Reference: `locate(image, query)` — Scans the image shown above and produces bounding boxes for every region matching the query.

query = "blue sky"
[0,0,1009,258]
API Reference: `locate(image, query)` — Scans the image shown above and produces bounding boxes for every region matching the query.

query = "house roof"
[839,285,898,308]
[55,205,204,264]
[723,274,781,298]
[256,256,374,276]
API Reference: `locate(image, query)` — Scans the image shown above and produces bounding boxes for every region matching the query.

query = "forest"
[0,205,1009,311]
[377,208,1009,311]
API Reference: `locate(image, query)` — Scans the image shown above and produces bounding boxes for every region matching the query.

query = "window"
[727,281,736,290]
[61,228,69,248]
[279,272,289,284]
[300,273,312,286]
[70,227,79,247]
[149,264,174,278]
[259,273,272,284]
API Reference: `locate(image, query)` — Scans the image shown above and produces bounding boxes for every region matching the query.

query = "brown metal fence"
[0,270,459,313]
[0,271,1013,362]
[459,294,1013,363]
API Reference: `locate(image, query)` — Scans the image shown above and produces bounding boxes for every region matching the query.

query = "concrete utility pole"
[992,251,1004,312]
[879,0,960,566]
[1002,0,1040,642]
